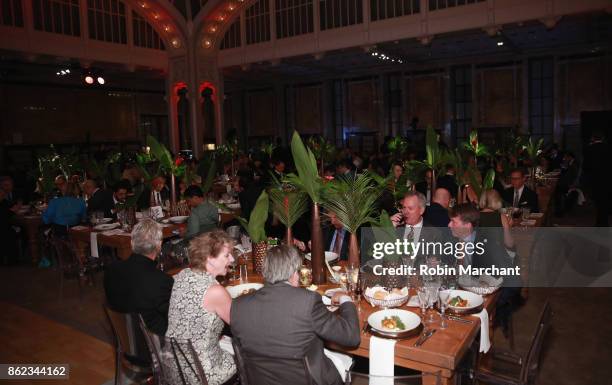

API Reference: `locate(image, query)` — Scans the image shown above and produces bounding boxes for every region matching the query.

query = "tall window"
[1,0,24,27]
[32,0,80,36]
[275,0,313,39]
[370,0,419,22]
[220,18,241,50]
[320,0,362,30]
[332,80,344,145]
[245,0,270,45]
[428,0,484,11]
[133,11,165,50]
[87,0,127,44]
[451,66,472,141]
[387,74,402,136]
[529,58,554,141]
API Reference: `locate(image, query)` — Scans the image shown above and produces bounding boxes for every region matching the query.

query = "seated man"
[323,210,349,260]
[184,185,218,239]
[424,187,451,228]
[231,245,360,385]
[82,179,114,217]
[42,181,86,238]
[137,176,170,210]
[104,219,174,335]
[502,168,539,212]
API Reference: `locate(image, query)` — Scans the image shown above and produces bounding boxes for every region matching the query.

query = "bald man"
[82,179,115,217]
[423,188,451,227]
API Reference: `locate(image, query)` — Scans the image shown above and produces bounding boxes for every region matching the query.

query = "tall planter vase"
[348,233,360,267]
[170,174,177,210]
[285,227,293,247]
[310,202,326,284]
[252,241,267,274]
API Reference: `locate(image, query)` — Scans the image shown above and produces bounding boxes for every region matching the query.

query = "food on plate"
[240,288,256,296]
[306,284,318,291]
[373,291,388,300]
[448,296,468,307]
[381,316,406,331]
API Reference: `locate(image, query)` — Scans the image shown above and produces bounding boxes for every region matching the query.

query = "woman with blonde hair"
[166,230,237,385]
[479,189,514,250]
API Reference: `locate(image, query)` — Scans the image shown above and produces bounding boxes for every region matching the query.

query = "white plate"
[324,288,346,298]
[368,309,421,333]
[99,218,113,224]
[168,216,189,224]
[444,289,484,311]
[94,223,120,231]
[226,203,241,210]
[226,283,263,299]
[304,251,339,263]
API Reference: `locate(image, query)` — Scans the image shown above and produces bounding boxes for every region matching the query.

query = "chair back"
[103,304,151,368]
[345,371,441,385]
[520,301,552,383]
[231,338,314,385]
[138,316,208,385]
[50,236,80,276]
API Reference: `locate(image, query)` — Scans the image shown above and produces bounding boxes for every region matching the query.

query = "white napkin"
[406,295,420,307]
[471,309,491,353]
[369,336,396,385]
[90,232,99,259]
[324,349,353,381]
[219,335,234,355]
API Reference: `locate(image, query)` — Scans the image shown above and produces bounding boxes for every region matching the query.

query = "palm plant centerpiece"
[405,125,442,194]
[522,136,544,189]
[286,131,327,283]
[373,210,406,288]
[308,135,336,175]
[146,135,186,209]
[236,191,269,273]
[322,171,383,267]
[268,181,309,246]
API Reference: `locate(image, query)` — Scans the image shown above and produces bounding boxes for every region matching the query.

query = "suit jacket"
[137,187,170,210]
[230,282,360,385]
[395,222,453,267]
[104,253,174,335]
[87,188,115,217]
[423,203,450,228]
[502,186,539,212]
[323,226,349,261]
[436,174,458,198]
[414,181,430,198]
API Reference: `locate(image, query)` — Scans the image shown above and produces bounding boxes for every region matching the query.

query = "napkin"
[324,349,353,381]
[471,308,491,353]
[369,336,396,385]
[406,295,420,307]
[219,335,234,355]
[90,232,99,259]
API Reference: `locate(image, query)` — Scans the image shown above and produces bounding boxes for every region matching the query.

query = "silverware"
[414,329,436,347]
[447,315,474,324]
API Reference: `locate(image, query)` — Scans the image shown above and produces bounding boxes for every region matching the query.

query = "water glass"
[521,207,531,221]
[239,264,248,283]
[417,287,429,322]
[439,289,450,329]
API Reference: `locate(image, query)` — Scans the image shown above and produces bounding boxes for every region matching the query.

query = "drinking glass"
[417,287,429,323]
[438,289,450,329]
[425,278,441,323]
[239,264,248,283]
[521,207,531,221]
[339,272,348,291]
[299,266,312,286]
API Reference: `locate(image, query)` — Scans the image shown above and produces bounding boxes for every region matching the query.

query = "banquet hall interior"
[1,0,612,384]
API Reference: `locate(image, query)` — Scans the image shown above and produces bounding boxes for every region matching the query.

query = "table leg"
[423,372,456,385]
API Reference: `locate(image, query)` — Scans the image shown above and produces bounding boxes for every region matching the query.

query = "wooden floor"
[0,301,115,385]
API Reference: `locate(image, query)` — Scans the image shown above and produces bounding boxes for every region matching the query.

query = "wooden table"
[15,214,43,265]
[69,223,182,261]
[221,261,497,385]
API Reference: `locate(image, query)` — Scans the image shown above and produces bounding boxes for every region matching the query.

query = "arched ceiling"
[126,0,189,51]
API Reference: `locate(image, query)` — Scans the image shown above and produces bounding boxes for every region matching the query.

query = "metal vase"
[310,202,326,284]
[252,241,267,274]
[348,232,360,267]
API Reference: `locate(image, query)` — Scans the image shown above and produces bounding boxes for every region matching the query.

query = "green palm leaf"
[236,190,269,243]
[269,188,309,229]
[290,131,323,203]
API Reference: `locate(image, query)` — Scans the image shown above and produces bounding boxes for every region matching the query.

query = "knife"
[414,329,436,347]
[447,315,474,324]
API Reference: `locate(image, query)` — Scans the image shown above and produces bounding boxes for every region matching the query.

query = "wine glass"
[438,289,450,329]
[417,287,429,323]
[425,278,441,323]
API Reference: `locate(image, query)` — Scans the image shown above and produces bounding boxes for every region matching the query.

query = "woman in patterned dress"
[166,230,237,385]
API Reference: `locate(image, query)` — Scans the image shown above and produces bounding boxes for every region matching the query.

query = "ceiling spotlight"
[497,41,504,46]
[65,69,70,73]
[97,76,105,85]
[56,72,60,75]
[84,75,94,84]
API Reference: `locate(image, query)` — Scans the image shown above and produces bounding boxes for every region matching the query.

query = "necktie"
[513,189,519,207]
[333,230,343,255]
[406,225,414,242]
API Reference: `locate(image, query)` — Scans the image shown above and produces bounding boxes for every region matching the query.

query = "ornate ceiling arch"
[124,0,189,52]
[193,0,250,53]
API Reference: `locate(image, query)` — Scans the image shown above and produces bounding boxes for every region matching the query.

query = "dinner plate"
[323,288,347,298]
[226,203,241,210]
[168,216,189,224]
[367,309,421,336]
[226,283,264,299]
[443,289,484,314]
[98,218,113,224]
[94,223,120,231]
[304,251,339,263]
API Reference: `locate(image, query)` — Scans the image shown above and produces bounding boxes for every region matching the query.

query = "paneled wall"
[0,84,166,145]
[247,89,276,136]
[294,85,323,134]
[476,66,522,128]
[405,73,447,130]
[347,79,379,132]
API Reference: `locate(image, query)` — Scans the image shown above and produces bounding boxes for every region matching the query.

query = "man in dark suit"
[137,176,170,210]
[82,179,115,217]
[415,169,433,205]
[424,188,451,228]
[104,218,173,335]
[437,164,459,199]
[231,245,360,385]
[583,133,610,226]
[502,169,539,212]
[335,159,356,181]
[323,211,349,261]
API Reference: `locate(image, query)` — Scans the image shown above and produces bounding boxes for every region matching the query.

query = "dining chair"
[474,301,553,385]
[344,371,442,385]
[103,305,153,385]
[231,338,316,385]
[138,315,209,385]
[50,236,94,298]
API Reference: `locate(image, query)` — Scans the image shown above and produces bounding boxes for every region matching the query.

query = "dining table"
[211,258,499,385]
[14,212,43,265]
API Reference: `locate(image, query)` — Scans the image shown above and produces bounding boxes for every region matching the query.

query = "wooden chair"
[49,236,93,298]
[474,301,553,385]
[103,305,152,385]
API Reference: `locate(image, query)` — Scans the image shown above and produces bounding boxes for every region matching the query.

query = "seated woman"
[42,181,86,238]
[166,230,237,385]
[479,189,514,251]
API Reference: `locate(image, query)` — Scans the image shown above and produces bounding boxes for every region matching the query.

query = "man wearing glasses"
[502,168,539,213]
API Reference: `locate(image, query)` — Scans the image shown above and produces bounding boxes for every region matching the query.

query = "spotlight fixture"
[97,76,105,85]
[56,68,71,76]
[370,51,404,65]
[497,41,504,46]
[84,75,94,84]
